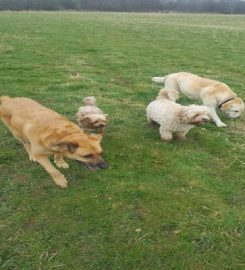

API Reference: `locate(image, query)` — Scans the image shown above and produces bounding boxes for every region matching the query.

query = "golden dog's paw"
[54,175,68,188]
[29,155,36,162]
[55,160,69,169]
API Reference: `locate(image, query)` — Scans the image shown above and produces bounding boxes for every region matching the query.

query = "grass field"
[0,11,245,270]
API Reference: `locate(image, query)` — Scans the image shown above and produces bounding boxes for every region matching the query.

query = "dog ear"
[81,115,92,123]
[51,142,78,153]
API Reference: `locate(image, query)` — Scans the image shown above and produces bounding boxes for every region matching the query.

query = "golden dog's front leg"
[34,154,68,188]
[54,154,69,169]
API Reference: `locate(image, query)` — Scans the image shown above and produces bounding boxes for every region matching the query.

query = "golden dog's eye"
[84,154,93,159]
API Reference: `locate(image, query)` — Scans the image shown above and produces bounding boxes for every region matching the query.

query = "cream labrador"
[152,72,244,127]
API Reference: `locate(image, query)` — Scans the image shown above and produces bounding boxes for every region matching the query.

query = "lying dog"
[0,96,108,188]
[152,72,244,127]
[76,96,108,134]
[146,89,210,142]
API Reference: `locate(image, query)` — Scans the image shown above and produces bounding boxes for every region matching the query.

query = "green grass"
[0,11,245,270]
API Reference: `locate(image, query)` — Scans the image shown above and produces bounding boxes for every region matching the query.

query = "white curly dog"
[146,89,210,142]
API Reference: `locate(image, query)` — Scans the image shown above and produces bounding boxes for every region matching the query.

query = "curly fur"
[76,96,108,134]
[146,89,210,142]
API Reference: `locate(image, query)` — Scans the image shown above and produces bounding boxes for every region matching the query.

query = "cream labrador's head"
[221,97,244,118]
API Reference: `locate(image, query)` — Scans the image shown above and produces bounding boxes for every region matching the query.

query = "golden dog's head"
[51,133,108,170]
[221,97,244,119]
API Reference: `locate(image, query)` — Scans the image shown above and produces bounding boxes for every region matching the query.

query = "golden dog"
[0,96,108,188]
[152,72,244,127]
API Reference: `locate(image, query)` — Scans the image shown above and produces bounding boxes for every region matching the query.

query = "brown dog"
[0,96,108,188]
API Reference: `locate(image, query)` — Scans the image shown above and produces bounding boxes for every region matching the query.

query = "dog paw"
[55,161,69,169]
[176,135,187,141]
[161,138,172,143]
[54,175,68,188]
[217,122,227,127]
[29,155,36,162]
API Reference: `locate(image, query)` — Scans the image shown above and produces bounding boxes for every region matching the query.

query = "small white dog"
[146,89,210,142]
[152,72,244,127]
[76,96,108,134]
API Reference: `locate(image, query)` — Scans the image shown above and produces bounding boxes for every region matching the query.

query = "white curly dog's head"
[185,105,211,126]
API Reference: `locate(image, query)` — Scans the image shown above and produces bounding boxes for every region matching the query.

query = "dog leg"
[34,154,68,188]
[207,107,227,127]
[22,142,36,161]
[1,116,35,160]
[160,127,173,142]
[176,132,188,141]
[54,154,69,169]
[149,120,159,128]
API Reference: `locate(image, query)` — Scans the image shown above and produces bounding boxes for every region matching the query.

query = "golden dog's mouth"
[76,160,108,171]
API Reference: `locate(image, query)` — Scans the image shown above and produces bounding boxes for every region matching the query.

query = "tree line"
[0,0,245,14]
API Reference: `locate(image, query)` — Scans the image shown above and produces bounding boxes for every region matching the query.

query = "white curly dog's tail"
[83,96,96,106]
[156,88,179,102]
[152,76,166,84]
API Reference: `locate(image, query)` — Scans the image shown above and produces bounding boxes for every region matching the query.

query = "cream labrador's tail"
[152,76,166,84]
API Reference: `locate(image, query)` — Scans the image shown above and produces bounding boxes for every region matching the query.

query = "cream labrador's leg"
[207,106,227,127]
[34,154,68,188]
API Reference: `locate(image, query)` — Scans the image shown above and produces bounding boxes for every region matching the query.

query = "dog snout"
[87,156,108,170]
[90,159,108,170]
[97,161,108,169]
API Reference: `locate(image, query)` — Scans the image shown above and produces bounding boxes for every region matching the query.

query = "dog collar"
[217,97,235,109]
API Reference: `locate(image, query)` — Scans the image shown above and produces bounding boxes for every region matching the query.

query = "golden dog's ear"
[51,142,79,153]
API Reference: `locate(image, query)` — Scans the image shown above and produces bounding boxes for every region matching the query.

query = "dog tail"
[157,88,179,102]
[83,96,96,106]
[152,76,166,84]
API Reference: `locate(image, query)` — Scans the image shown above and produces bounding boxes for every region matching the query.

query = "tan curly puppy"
[76,96,108,134]
[146,89,210,142]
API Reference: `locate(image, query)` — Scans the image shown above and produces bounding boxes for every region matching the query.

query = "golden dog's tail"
[83,96,96,106]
